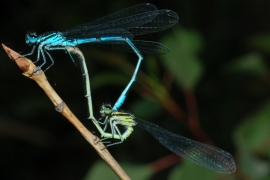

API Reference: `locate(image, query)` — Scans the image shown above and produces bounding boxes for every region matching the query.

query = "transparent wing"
[63,3,157,36]
[62,4,178,54]
[91,40,169,54]
[135,118,236,173]
[84,3,158,26]
[63,9,178,37]
[128,10,178,35]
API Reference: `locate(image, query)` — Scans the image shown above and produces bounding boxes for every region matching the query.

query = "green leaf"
[234,101,270,150]
[161,26,204,90]
[235,138,269,179]
[223,53,268,77]
[168,161,234,180]
[248,34,270,53]
[129,97,162,119]
[233,101,270,178]
[83,161,152,180]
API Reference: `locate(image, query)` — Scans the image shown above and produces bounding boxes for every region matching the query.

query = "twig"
[2,44,130,180]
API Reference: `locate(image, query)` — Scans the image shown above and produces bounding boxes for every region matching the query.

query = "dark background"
[1,0,270,179]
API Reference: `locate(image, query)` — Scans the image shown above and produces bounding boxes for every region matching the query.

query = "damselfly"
[23,3,178,111]
[96,104,236,174]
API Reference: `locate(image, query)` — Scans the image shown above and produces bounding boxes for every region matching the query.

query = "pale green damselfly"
[96,104,236,174]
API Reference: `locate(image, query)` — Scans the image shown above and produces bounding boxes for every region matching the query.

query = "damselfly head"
[100,103,113,116]
[25,32,38,45]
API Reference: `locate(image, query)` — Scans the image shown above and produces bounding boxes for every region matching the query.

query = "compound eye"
[25,33,38,44]
[29,34,37,38]
[104,104,112,109]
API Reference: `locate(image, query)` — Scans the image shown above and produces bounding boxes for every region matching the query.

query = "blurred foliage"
[161,26,204,89]
[2,0,270,180]
[84,161,152,180]
[223,53,268,78]
[234,102,270,179]
[168,162,230,180]
[249,34,270,54]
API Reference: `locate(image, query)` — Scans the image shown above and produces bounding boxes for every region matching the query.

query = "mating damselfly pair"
[22,3,236,173]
